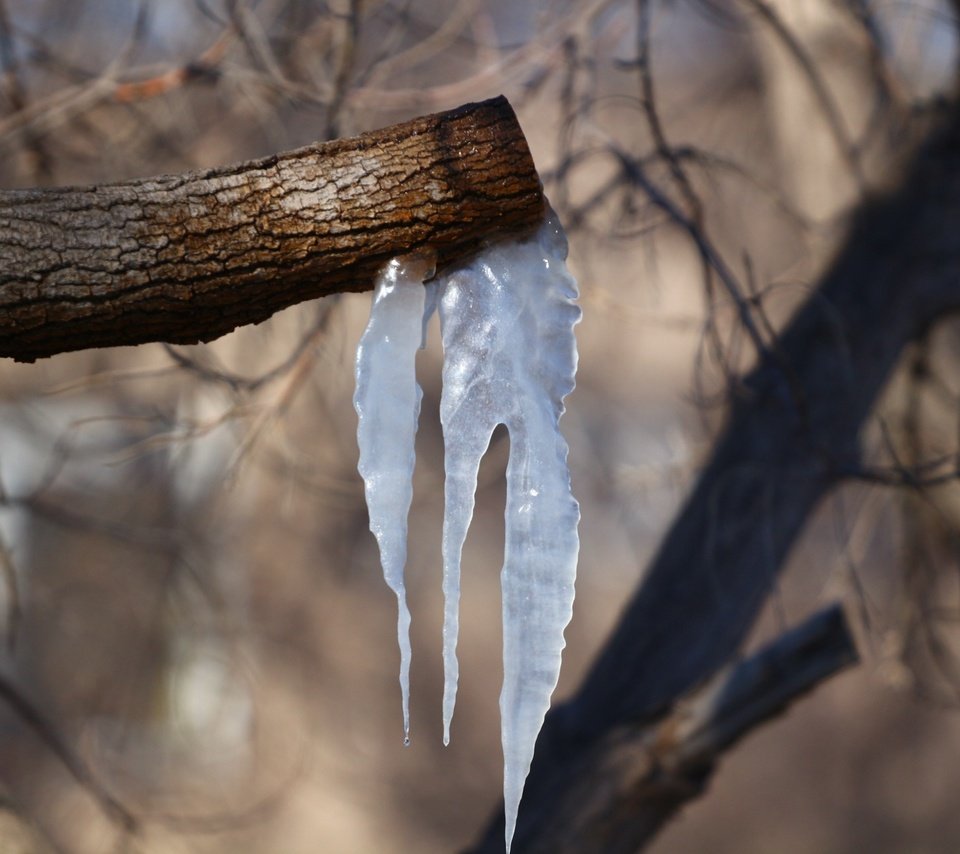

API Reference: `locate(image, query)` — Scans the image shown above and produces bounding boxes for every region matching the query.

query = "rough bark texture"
[0,95,543,362]
[468,104,960,852]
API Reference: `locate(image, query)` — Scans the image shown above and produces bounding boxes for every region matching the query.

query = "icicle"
[353,206,580,852]
[438,208,581,852]
[354,253,436,746]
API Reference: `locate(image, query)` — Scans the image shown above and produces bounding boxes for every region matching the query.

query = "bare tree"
[2,2,960,853]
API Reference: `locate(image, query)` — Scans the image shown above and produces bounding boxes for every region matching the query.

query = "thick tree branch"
[520,604,856,854]
[0,95,543,362]
[470,100,960,852]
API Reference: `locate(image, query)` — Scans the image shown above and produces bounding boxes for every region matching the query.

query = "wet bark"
[0,95,543,362]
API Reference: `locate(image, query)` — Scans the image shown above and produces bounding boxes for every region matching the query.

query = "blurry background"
[1,1,960,851]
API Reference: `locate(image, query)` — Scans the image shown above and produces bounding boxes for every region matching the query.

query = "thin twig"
[740,0,867,192]
[0,672,138,832]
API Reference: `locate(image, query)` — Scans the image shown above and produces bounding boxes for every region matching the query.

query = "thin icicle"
[354,253,436,746]
[438,208,580,851]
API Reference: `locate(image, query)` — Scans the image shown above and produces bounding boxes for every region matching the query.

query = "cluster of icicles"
[353,207,580,852]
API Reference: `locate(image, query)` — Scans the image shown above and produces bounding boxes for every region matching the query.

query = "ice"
[353,208,580,853]
[438,209,580,851]
[353,253,436,745]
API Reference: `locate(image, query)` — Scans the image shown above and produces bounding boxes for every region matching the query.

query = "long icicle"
[354,253,436,745]
[438,208,581,851]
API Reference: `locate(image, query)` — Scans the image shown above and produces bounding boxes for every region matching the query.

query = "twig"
[0,672,138,832]
[740,0,867,192]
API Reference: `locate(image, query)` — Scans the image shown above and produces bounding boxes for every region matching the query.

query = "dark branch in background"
[885,334,960,706]
[635,0,742,402]
[0,654,308,840]
[470,77,960,854]
[515,604,856,853]
[0,95,543,362]
[0,674,137,832]
[161,296,339,394]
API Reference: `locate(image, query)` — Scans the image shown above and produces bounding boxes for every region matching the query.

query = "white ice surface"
[438,210,581,852]
[354,254,436,745]
[353,209,580,853]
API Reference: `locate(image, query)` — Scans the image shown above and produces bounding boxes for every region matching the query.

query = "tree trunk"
[468,99,960,853]
[0,96,543,362]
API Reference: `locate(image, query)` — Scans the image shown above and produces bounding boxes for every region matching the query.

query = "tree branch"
[0,95,543,362]
[470,96,960,853]
[517,604,857,854]
[0,673,137,832]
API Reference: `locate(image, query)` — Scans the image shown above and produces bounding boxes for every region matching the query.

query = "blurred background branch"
[507,603,858,853]
[2,2,960,853]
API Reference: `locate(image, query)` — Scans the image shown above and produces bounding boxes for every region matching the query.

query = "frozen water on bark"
[355,207,580,851]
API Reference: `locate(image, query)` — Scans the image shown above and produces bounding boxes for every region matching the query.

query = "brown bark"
[0,95,543,362]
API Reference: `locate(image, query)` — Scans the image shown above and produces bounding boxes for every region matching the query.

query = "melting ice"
[354,253,437,744]
[354,208,580,852]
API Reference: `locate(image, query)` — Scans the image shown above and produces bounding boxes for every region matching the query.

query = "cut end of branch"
[0,96,544,361]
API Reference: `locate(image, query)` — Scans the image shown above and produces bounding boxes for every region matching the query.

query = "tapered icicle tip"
[354,252,436,752]
[438,356,487,749]
[397,589,412,745]
[437,203,580,854]
[441,587,464,746]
